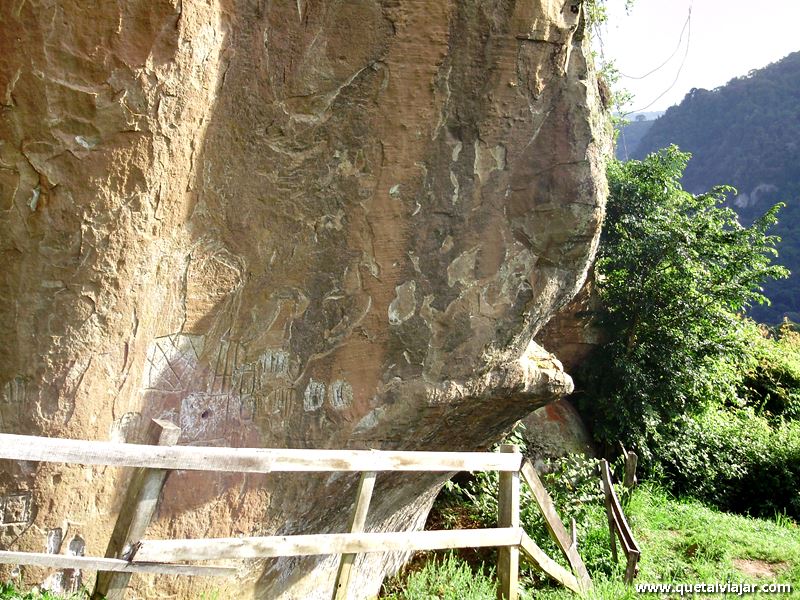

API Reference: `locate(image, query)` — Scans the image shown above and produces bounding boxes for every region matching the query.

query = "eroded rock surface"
[0,0,609,597]
[522,398,596,465]
[536,273,604,374]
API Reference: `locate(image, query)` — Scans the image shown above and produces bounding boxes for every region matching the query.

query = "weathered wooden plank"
[135,528,523,563]
[601,460,640,555]
[497,444,520,600]
[600,460,618,562]
[623,452,638,491]
[600,458,641,584]
[0,551,233,577]
[520,460,592,590]
[608,504,630,556]
[624,549,640,584]
[613,511,637,556]
[93,419,181,600]
[332,471,377,600]
[0,434,522,473]
[519,533,583,596]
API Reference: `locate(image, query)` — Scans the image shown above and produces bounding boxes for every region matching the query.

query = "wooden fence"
[0,420,594,600]
[600,457,641,583]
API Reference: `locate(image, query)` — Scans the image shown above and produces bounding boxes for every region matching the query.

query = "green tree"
[577,146,788,466]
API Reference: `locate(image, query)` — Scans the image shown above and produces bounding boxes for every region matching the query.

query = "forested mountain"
[627,51,800,323]
[615,115,655,160]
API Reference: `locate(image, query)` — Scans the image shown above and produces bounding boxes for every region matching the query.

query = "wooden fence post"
[332,471,377,600]
[623,452,638,492]
[497,444,520,600]
[92,419,181,600]
[600,459,618,563]
[624,548,641,584]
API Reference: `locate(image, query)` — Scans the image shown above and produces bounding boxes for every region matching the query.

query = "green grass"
[0,583,87,600]
[655,489,797,578]
[382,484,800,599]
[381,552,497,600]
[536,484,799,599]
[628,485,798,591]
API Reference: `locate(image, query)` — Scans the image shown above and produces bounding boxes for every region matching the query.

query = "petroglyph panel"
[1,377,26,404]
[239,396,257,423]
[143,334,204,392]
[329,380,353,410]
[64,534,86,593]
[229,349,291,407]
[264,387,295,416]
[46,528,63,554]
[233,362,257,399]
[303,380,325,412]
[209,339,242,395]
[257,349,290,380]
[259,388,298,435]
[142,334,353,441]
[1,491,32,526]
[0,377,26,429]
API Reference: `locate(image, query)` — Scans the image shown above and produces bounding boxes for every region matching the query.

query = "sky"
[595,0,800,114]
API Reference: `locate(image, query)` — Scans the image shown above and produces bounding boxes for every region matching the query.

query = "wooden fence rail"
[0,423,593,600]
[0,433,522,473]
[0,551,235,577]
[134,528,524,562]
[519,461,592,590]
[600,458,641,584]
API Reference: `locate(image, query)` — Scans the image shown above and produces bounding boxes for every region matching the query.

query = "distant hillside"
[615,116,655,161]
[615,112,664,160]
[628,51,800,323]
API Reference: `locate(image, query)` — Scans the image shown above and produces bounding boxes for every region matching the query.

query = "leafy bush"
[652,408,800,519]
[733,418,800,518]
[740,322,800,420]
[625,318,800,518]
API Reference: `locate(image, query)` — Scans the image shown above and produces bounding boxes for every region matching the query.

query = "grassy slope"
[383,485,800,599]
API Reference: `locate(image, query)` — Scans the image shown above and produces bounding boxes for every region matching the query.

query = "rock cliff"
[0,0,609,597]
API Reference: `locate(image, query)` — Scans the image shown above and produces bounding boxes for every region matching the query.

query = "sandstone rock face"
[536,273,604,374]
[0,0,609,597]
[522,398,596,465]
